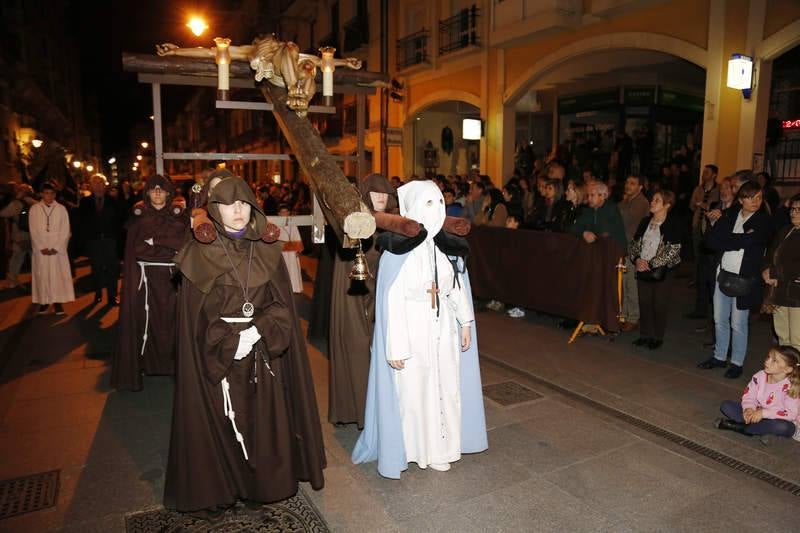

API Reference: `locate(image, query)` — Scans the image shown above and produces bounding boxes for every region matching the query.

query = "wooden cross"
[426,281,439,309]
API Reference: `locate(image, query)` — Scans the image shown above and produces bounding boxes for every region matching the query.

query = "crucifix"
[427,281,439,310]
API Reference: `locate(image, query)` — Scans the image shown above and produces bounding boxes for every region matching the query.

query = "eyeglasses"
[790,207,800,213]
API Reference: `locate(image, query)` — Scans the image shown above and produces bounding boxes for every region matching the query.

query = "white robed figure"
[29,184,75,307]
[353,180,488,477]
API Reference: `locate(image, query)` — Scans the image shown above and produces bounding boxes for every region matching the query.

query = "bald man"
[78,175,123,304]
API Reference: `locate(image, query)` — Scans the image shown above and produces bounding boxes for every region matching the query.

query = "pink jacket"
[741,371,800,421]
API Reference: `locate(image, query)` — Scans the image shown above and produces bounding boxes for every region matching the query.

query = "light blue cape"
[351,252,488,479]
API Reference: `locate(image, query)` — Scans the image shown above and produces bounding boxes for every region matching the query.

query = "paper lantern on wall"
[726,54,753,90]
[462,118,481,140]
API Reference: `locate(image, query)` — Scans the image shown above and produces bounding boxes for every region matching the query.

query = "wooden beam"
[259,83,375,244]
[124,53,387,92]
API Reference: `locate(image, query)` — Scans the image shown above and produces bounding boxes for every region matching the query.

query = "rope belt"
[136,261,175,356]
[221,316,253,461]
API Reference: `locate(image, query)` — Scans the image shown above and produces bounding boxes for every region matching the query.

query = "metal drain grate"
[483,381,543,406]
[0,470,60,520]
[481,354,800,497]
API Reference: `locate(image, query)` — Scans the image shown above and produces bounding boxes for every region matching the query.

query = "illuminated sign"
[783,119,800,130]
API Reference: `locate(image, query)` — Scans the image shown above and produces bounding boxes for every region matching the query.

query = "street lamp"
[86,164,94,172]
[140,141,149,149]
[136,155,143,161]
[108,157,116,165]
[31,139,43,148]
[186,16,208,37]
[72,160,82,169]
[131,165,137,171]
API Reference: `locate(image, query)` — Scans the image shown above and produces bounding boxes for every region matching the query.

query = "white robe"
[278,224,303,293]
[386,240,474,468]
[29,201,75,304]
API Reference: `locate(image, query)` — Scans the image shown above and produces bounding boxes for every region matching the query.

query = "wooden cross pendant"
[426,280,439,309]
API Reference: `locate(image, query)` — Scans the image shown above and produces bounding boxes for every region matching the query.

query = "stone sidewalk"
[0,262,797,532]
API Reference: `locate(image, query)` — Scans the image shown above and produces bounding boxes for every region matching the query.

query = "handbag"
[635,266,667,282]
[717,269,756,297]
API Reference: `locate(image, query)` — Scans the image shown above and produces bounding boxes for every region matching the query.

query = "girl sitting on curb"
[715,345,800,442]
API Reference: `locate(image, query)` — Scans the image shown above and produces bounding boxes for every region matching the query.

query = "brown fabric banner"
[466,226,625,332]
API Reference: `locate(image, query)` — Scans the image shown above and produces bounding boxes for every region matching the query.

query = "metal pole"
[380,0,389,176]
[151,83,164,175]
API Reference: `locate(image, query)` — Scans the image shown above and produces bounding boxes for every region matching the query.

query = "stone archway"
[403,91,482,178]
[496,32,709,180]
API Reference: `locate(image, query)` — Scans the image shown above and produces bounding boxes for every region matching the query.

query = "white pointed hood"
[398,180,445,243]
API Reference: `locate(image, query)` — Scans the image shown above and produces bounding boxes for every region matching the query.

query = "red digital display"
[783,119,800,129]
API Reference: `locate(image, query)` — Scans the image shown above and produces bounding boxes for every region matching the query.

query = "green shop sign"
[558,89,620,114]
[624,87,656,106]
[658,89,704,112]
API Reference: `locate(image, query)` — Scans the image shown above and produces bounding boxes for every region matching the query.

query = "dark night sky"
[74,1,221,158]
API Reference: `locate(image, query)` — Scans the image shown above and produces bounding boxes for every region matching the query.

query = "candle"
[319,47,336,104]
[214,38,232,96]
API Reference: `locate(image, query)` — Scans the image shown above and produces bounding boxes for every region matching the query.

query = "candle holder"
[214,37,232,101]
[319,46,336,107]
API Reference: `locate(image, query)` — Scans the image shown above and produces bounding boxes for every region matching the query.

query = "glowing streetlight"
[136,155,143,161]
[187,16,208,37]
[72,160,82,169]
[132,165,137,171]
[140,141,149,149]
[108,157,116,165]
[86,165,94,172]
[31,139,43,148]
[149,115,154,121]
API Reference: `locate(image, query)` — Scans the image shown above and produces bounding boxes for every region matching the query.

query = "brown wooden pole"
[260,82,374,245]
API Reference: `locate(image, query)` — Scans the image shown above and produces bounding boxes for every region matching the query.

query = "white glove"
[144,237,154,246]
[234,325,261,360]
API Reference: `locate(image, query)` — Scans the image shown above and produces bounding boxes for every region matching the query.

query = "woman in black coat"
[763,193,800,351]
[628,190,682,349]
[698,181,773,379]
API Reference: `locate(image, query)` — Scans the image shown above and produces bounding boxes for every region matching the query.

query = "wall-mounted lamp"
[86,165,95,172]
[319,46,336,107]
[214,37,232,101]
[31,139,43,148]
[108,157,116,165]
[72,160,82,169]
[462,118,482,140]
[726,54,753,99]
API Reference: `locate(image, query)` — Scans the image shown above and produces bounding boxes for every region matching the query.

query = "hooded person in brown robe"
[328,174,398,427]
[164,176,325,515]
[111,175,188,391]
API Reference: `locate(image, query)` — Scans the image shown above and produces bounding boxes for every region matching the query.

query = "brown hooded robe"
[111,175,189,391]
[164,177,325,512]
[327,174,398,427]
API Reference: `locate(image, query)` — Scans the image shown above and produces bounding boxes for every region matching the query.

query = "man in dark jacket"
[698,181,772,378]
[569,181,627,251]
[78,174,123,304]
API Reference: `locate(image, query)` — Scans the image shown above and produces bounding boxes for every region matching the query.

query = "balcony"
[439,5,480,56]
[396,29,430,71]
[491,0,581,47]
[343,14,370,53]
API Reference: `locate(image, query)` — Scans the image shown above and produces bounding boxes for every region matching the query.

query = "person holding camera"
[698,181,772,379]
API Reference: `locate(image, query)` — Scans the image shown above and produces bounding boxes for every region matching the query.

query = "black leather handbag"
[717,269,756,297]
[635,266,667,282]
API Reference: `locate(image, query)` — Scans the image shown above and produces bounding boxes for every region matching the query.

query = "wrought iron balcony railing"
[439,5,480,55]
[396,29,430,70]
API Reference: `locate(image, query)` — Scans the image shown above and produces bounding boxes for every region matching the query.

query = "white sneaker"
[486,300,502,311]
[793,426,800,442]
[507,307,525,318]
[429,462,451,472]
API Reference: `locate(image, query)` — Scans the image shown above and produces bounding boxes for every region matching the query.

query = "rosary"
[41,203,55,232]
[217,238,255,318]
